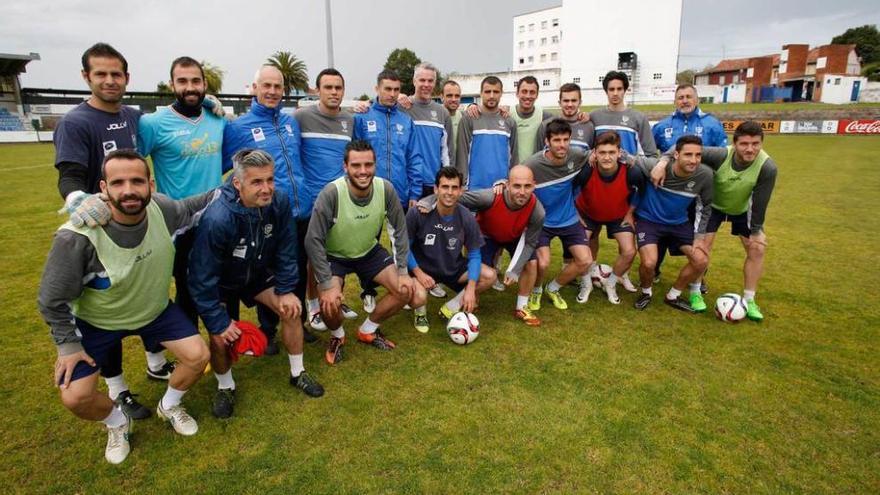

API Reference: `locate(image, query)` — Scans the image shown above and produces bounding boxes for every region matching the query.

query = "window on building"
[541,20,548,29]
[653,73,662,80]
[835,78,841,85]
[719,75,726,84]
[528,39,534,48]
[541,37,547,46]
[540,54,547,62]
[551,35,559,44]
[573,77,581,84]
[0,76,15,94]
[543,79,551,87]
[551,52,558,61]
[528,23,534,31]
[528,56,534,63]
[552,18,559,27]
[747,67,754,78]
[518,41,524,50]
[598,76,604,83]
[518,25,524,33]
[519,58,525,65]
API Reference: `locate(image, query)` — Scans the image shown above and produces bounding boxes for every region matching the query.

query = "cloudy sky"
[3,0,878,96]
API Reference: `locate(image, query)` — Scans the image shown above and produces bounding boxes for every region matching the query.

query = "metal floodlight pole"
[325,0,335,68]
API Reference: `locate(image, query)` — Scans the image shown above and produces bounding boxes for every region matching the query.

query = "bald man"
[420,165,545,326]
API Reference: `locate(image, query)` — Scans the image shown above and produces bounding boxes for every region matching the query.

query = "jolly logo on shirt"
[367,120,377,133]
[433,223,455,232]
[251,127,266,142]
[107,121,128,131]
[102,140,117,155]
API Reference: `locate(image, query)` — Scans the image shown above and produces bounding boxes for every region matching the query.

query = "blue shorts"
[636,219,694,250]
[481,236,536,266]
[220,272,275,308]
[538,223,588,250]
[67,302,198,383]
[582,215,635,239]
[410,267,468,292]
[329,244,395,283]
[706,207,751,237]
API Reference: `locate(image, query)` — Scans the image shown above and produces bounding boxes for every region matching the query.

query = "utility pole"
[325,0,335,68]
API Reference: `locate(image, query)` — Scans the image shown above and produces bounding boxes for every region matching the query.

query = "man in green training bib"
[652,121,778,320]
[305,140,414,366]
[38,150,213,464]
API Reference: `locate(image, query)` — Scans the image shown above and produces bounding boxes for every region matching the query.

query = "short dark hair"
[316,68,345,89]
[101,149,149,180]
[602,71,629,92]
[442,80,460,92]
[481,76,503,91]
[675,134,703,152]
[733,121,764,142]
[559,83,581,99]
[435,166,463,186]
[545,118,572,139]
[595,131,620,148]
[675,83,696,95]
[82,42,128,74]
[376,69,400,85]
[169,56,205,82]
[344,140,375,163]
[517,76,539,91]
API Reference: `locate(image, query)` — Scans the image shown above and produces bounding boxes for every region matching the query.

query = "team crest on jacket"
[687,181,696,190]
[664,127,673,138]
[621,115,630,124]
[577,129,584,137]
[395,123,404,134]
[367,120,377,132]
[567,161,574,171]
[285,124,294,136]
[264,224,274,238]
[341,121,348,131]
[498,119,506,128]
[431,110,438,119]
[695,126,704,135]
[251,127,265,142]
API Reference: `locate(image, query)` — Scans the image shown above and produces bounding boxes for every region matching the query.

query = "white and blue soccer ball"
[715,293,747,322]
[447,312,480,345]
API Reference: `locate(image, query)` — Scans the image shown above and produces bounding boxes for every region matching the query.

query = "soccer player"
[456,76,518,190]
[590,71,658,157]
[537,83,594,152]
[38,150,212,464]
[222,64,315,351]
[650,121,776,321]
[189,150,324,419]
[137,56,226,327]
[631,135,713,312]
[407,167,495,333]
[573,131,644,304]
[305,140,414,365]
[441,80,463,156]
[524,119,593,310]
[353,69,424,208]
[508,76,553,162]
[403,63,455,198]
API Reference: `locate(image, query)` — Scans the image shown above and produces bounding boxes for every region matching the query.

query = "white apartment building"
[512,6,563,71]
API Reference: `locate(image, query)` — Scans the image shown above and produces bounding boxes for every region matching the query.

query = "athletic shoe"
[303,328,318,344]
[146,361,176,381]
[362,294,377,313]
[438,304,455,320]
[264,338,279,356]
[746,300,764,322]
[104,413,131,465]
[620,273,638,293]
[603,279,621,305]
[157,401,199,436]
[429,285,447,298]
[634,292,652,310]
[309,312,327,331]
[413,313,430,334]
[290,372,325,397]
[211,388,235,419]
[689,293,708,313]
[492,278,506,292]
[341,303,358,320]
[664,296,696,313]
[545,286,568,310]
[576,282,592,304]
[325,336,344,365]
[513,308,541,326]
[115,391,151,420]
[528,292,542,311]
[357,329,396,350]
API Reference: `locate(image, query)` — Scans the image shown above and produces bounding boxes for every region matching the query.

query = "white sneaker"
[309,312,327,331]
[620,273,638,293]
[157,402,199,436]
[362,294,376,314]
[105,417,131,464]
[428,285,447,298]
[603,278,621,304]
[341,303,358,319]
[576,282,592,304]
[492,279,506,292]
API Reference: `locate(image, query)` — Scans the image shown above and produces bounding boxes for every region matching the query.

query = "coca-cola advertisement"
[837,119,880,134]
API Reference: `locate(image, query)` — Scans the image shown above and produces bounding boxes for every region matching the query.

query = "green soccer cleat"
[438,304,455,320]
[746,299,764,322]
[545,286,568,310]
[527,292,542,311]
[413,313,430,334]
[689,293,707,313]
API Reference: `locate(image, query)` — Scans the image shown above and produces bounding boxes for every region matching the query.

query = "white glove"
[60,191,111,228]
[203,94,226,118]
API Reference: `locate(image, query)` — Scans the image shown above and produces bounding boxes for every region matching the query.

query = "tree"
[356,93,371,101]
[156,81,172,93]
[267,51,309,95]
[676,69,695,85]
[832,24,880,65]
[384,48,421,95]
[201,61,225,94]
[862,62,880,82]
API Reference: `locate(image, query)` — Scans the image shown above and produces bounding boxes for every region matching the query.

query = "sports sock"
[307,298,319,314]
[145,351,168,371]
[330,327,345,339]
[743,290,756,301]
[666,287,682,300]
[547,279,562,293]
[532,286,543,294]
[641,286,653,296]
[579,274,591,285]
[102,406,127,428]
[414,306,427,315]
[689,283,702,295]
[104,374,128,400]
[516,295,528,310]
[607,273,618,286]
[160,386,186,410]
[446,291,465,312]
[214,370,235,390]
[288,353,305,377]
[360,319,379,334]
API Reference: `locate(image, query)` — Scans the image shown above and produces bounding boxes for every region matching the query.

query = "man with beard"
[38,150,212,464]
[456,76,518,191]
[441,80,463,157]
[138,56,226,326]
[537,83,594,152]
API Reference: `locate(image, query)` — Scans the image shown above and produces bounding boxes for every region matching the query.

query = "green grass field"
[1,137,879,493]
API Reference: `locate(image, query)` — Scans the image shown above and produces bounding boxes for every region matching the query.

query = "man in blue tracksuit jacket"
[652,84,727,153]
[189,150,324,417]
[353,70,424,208]
[222,65,314,346]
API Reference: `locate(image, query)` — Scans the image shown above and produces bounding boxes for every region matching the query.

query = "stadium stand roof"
[0,52,40,76]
